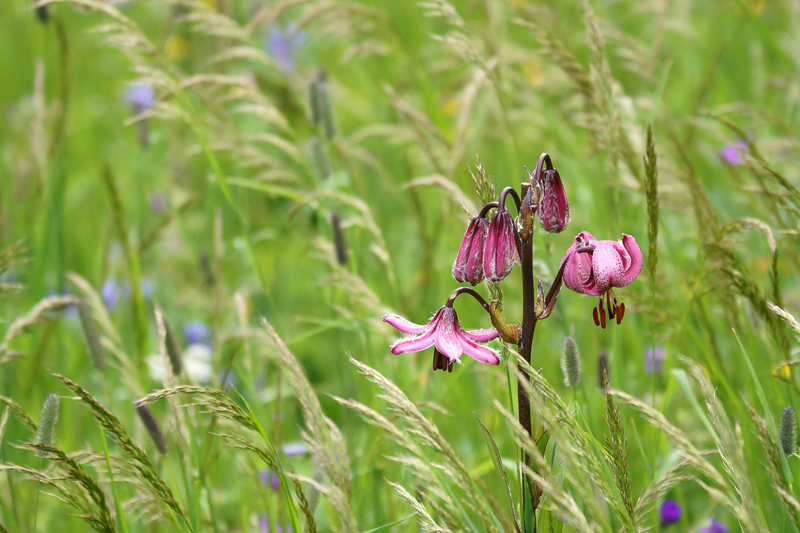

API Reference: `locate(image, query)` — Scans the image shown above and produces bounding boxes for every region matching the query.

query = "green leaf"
[361,514,415,533]
[474,413,521,533]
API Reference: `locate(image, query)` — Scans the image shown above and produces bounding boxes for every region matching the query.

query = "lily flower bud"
[483,209,519,283]
[452,216,489,285]
[537,168,569,233]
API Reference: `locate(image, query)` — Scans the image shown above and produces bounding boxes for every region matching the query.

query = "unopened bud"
[483,210,518,283]
[537,168,569,233]
[452,217,488,285]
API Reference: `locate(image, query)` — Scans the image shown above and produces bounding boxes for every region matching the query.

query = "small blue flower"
[126,83,154,111]
[660,499,681,525]
[102,278,123,312]
[183,321,211,346]
[645,346,666,375]
[265,23,306,71]
[282,442,308,457]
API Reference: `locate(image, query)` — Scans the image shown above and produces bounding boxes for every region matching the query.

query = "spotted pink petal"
[562,232,602,295]
[434,307,463,361]
[560,231,596,264]
[383,311,438,335]
[458,334,500,365]
[461,328,500,344]
[590,241,624,295]
[390,325,438,354]
[620,234,643,286]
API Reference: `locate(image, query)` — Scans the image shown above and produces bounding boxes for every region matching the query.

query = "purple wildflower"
[126,83,154,112]
[720,140,748,166]
[708,519,728,533]
[183,321,211,346]
[645,346,666,375]
[260,469,280,491]
[282,442,308,457]
[660,499,681,525]
[260,516,269,533]
[102,278,123,312]
[265,23,306,71]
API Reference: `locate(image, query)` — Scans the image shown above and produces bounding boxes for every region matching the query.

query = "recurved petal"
[461,328,499,343]
[383,311,437,335]
[390,326,437,354]
[459,334,500,365]
[620,234,643,286]
[563,250,598,295]
[559,231,596,266]
[591,241,624,295]
[434,307,463,361]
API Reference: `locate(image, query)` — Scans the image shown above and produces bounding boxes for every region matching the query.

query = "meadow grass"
[1,0,800,531]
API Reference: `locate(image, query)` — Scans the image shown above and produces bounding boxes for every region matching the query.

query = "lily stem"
[518,214,537,530]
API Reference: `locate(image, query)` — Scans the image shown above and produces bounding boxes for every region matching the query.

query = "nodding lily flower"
[560,231,643,328]
[452,216,489,285]
[536,168,570,233]
[383,289,500,372]
[483,208,519,283]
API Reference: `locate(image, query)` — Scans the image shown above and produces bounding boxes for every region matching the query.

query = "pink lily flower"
[537,168,570,234]
[560,231,643,327]
[383,307,500,371]
[452,216,488,285]
[483,209,519,283]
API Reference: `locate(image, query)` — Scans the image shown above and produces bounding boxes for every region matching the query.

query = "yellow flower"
[164,35,189,63]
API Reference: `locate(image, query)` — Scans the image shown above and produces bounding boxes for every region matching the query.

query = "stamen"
[616,302,625,325]
[606,291,615,320]
[593,306,600,327]
[447,359,454,373]
[432,350,441,372]
[598,296,607,329]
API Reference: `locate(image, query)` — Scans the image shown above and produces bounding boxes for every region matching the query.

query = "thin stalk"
[518,226,537,523]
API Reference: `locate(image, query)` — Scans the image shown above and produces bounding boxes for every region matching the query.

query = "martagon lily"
[383,288,500,372]
[561,231,643,327]
[382,152,643,531]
